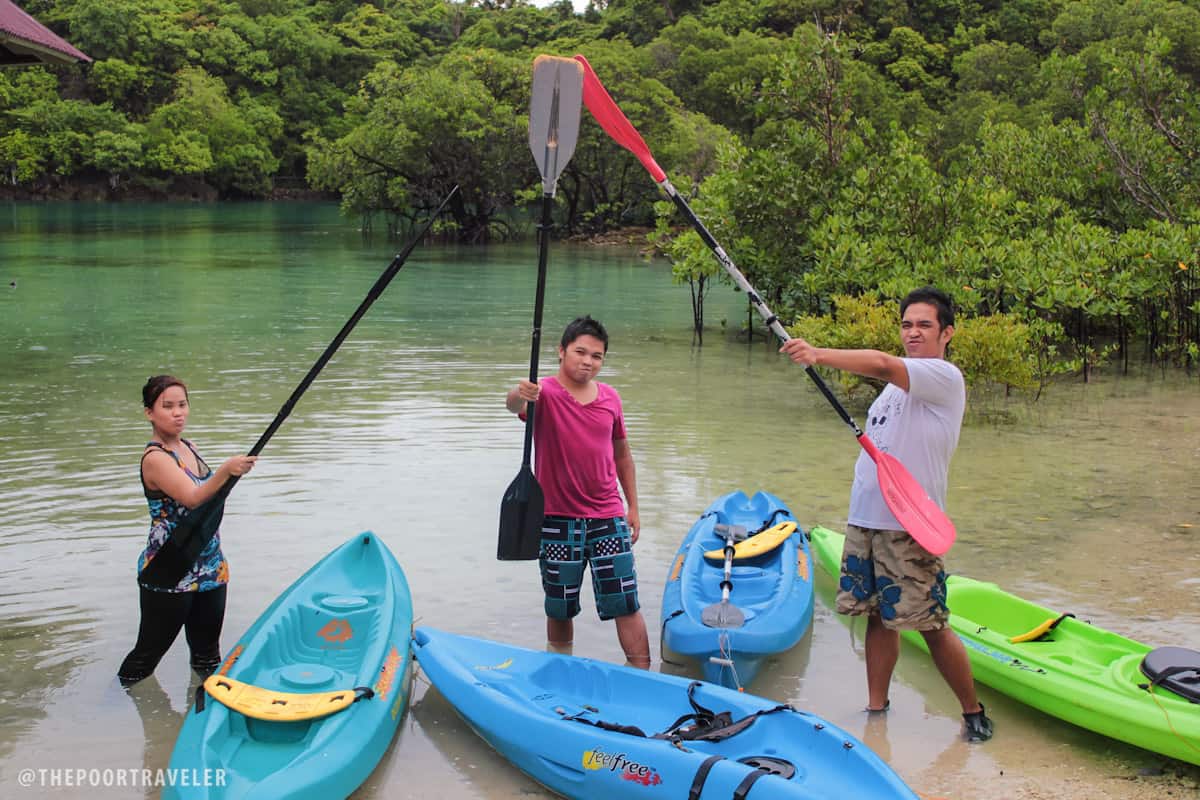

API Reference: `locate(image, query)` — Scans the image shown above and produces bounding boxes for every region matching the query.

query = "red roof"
[0,0,90,65]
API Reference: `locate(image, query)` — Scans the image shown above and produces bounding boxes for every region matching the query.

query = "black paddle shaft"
[248,185,460,461]
[495,192,553,561]
[138,186,459,589]
[519,192,554,466]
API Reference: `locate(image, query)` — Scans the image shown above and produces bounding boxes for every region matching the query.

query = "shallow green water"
[1,202,1197,798]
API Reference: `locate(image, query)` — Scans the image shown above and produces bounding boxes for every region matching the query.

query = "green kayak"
[808,525,1200,765]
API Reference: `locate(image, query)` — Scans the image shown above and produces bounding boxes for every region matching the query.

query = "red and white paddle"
[574,54,956,556]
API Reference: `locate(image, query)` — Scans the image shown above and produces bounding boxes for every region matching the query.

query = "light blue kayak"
[413,627,918,800]
[165,532,413,799]
[661,491,814,688]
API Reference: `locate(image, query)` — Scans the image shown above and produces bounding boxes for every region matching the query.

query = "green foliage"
[950,313,1038,391]
[142,67,281,194]
[0,129,46,184]
[787,294,902,399]
[307,52,527,240]
[786,294,1041,394]
[3,0,1199,375]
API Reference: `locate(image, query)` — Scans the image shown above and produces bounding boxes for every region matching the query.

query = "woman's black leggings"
[118,584,227,686]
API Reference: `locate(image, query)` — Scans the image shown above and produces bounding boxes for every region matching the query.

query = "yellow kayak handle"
[1009,612,1075,644]
[704,521,797,561]
[203,674,372,722]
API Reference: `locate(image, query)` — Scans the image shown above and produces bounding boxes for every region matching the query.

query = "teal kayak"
[165,532,414,799]
[809,525,1200,765]
[661,491,813,688]
[413,626,919,799]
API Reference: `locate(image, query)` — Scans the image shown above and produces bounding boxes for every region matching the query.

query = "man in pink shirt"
[506,316,651,668]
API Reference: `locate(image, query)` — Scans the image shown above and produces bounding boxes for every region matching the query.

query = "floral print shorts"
[836,524,949,631]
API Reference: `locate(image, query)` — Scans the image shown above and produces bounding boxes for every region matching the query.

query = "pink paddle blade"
[574,54,667,182]
[857,435,956,555]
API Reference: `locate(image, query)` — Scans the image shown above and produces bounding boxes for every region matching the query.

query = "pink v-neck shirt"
[526,376,628,518]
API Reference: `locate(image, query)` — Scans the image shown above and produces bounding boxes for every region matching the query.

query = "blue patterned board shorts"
[540,516,641,621]
[837,524,950,631]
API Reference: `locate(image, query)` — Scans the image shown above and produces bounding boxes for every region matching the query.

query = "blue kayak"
[413,627,917,799]
[661,491,814,688]
[165,532,413,800]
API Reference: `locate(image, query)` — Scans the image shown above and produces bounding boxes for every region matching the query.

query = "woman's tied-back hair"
[560,315,610,352]
[142,375,188,409]
[900,287,955,329]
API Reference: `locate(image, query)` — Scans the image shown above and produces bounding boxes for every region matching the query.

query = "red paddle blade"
[857,435,957,556]
[574,54,667,183]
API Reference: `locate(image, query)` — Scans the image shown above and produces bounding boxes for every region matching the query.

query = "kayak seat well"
[226,714,315,765]
[285,595,383,664]
[945,580,1061,638]
[529,658,614,702]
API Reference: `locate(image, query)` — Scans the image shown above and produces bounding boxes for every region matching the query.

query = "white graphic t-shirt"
[846,358,965,530]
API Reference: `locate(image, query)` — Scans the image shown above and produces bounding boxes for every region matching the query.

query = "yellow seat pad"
[704,521,797,561]
[204,674,367,722]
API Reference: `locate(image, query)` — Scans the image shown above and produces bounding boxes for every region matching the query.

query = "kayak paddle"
[497,55,584,561]
[700,524,747,628]
[574,54,956,556]
[138,186,460,589]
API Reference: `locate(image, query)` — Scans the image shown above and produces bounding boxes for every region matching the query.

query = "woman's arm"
[142,450,256,509]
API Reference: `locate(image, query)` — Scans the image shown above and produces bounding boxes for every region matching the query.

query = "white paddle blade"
[529,55,584,196]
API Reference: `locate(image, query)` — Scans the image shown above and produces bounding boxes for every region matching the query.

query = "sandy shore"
[934,756,1200,799]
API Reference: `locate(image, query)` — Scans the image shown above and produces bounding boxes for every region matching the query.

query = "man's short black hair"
[560,315,609,351]
[901,287,955,329]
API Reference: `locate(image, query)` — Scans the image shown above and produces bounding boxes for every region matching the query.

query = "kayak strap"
[753,508,791,533]
[656,682,790,743]
[201,674,374,721]
[560,681,792,746]
[1009,613,1075,643]
[733,768,770,800]
[688,755,724,800]
[687,755,793,800]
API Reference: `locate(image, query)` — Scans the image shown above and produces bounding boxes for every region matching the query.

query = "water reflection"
[123,675,187,800]
[0,610,95,761]
[403,681,552,799]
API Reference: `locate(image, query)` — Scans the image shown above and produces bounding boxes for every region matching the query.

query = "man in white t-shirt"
[781,287,993,742]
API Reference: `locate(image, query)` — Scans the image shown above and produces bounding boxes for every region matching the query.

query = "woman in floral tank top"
[118,376,257,686]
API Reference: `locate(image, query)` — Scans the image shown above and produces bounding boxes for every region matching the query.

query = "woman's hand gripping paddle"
[137,187,460,589]
[573,54,955,556]
[497,56,584,561]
